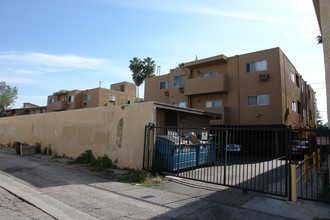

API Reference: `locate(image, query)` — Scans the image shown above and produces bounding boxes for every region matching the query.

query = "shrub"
[43,147,47,154]
[48,146,52,155]
[70,150,95,164]
[35,142,41,153]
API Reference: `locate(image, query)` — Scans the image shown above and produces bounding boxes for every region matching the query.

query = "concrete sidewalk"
[0,147,329,219]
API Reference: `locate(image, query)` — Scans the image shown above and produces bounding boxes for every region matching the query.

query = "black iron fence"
[143,124,330,202]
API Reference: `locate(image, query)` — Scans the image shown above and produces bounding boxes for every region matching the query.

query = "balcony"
[184,74,228,96]
[48,101,67,111]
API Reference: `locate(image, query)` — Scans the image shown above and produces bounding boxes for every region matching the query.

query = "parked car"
[226,144,243,152]
[291,140,309,155]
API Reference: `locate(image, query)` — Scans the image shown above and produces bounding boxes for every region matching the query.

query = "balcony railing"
[48,101,67,111]
[184,74,228,96]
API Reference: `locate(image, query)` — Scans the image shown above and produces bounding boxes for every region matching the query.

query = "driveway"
[0,146,328,220]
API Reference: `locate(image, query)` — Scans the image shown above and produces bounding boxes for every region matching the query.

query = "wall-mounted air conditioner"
[259,74,269,80]
[178,87,185,93]
[164,91,169,96]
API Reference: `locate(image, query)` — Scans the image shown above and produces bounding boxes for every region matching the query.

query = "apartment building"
[47,81,137,112]
[144,48,316,127]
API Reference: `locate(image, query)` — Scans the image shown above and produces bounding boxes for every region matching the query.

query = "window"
[202,70,218,77]
[247,94,269,106]
[84,94,91,101]
[49,98,55,104]
[246,60,267,73]
[173,102,187,108]
[292,101,296,112]
[205,100,222,108]
[290,71,295,83]
[301,84,304,93]
[160,81,169,89]
[61,97,67,102]
[110,95,116,102]
[303,109,305,117]
[173,75,186,87]
[297,101,301,114]
[295,74,300,87]
[120,85,125,92]
[68,95,74,103]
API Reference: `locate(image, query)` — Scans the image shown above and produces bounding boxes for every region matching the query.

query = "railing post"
[313,152,317,173]
[304,154,309,182]
[291,164,297,202]
[317,148,321,168]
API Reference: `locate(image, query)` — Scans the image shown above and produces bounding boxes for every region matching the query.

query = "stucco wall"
[0,103,154,169]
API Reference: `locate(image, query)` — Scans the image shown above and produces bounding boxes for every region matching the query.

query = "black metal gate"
[143,124,330,202]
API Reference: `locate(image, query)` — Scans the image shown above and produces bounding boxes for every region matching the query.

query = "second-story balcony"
[184,74,228,96]
[48,101,67,111]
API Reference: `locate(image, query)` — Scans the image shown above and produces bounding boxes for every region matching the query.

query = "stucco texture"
[0,103,154,169]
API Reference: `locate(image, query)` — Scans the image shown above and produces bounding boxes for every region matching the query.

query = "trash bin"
[14,142,21,155]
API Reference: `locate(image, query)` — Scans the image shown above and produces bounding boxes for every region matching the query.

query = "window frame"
[173,75,186,87]
[160,81,169,89]
[202,70,218,77]
[173,102,187,108]
[68,95,74,103]
[247,94,269,106]
[205,100,222,108]
[84,94,91,101]
[246,60,267,73]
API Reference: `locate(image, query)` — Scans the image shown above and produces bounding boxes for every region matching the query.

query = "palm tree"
[129,57,143,97]
[143,57,156,78]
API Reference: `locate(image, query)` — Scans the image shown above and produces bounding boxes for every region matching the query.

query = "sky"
[0,0,327,122]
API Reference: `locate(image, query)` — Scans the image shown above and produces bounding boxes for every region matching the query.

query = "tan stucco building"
[47,81,137,112]
[145,47,317,127]
[313,0,330,124]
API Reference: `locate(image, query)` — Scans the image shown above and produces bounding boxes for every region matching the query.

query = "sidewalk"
[0,147,329,219]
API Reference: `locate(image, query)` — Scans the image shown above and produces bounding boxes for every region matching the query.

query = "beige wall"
[0,103,154,169]
[314,0,330,124]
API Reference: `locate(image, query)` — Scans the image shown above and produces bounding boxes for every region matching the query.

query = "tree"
[0,81,18,117]
[129,57,155,97]
[143,57,156,78]
[317,35,323,44]
[177,62,185,68]
[316,107,323,127]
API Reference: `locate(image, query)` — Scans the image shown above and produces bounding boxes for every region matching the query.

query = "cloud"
[0,52,107,69]
[0,51,131,84]
[96,0,302,25]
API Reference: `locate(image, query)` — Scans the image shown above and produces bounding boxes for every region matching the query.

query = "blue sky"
[0,0,327,121]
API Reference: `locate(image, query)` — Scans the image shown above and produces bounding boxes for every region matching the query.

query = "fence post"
[291,164,297,202]
[313,152,316,173]
[304,154,309,182]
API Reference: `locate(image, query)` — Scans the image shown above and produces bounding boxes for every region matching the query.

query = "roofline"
[149,101,222,118]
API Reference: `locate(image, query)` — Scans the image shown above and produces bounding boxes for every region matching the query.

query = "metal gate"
[143,124,330,202]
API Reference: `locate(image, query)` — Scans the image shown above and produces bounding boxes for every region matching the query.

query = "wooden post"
[304,154,309,182]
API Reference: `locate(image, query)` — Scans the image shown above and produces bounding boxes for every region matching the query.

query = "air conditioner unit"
[178,87,185,93]
[109,96,116,102]
[259,74,269,80]
[164,91,169,96]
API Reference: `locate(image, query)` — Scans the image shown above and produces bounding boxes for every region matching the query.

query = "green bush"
[43,147,47,154]
[69,150,95,164]
[68,150,113,170]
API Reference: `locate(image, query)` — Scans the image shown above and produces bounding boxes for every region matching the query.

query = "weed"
[69,150,95,164]
[22,142,28,146]
[43,147,47,155]
[6,142,11,147]
[68,150,113,171]
[119,170,165,187]
[48,146,52,155]
[35,142,41,153]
